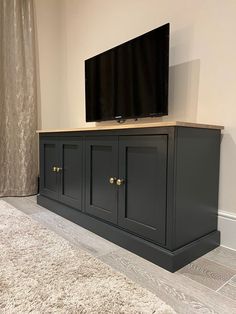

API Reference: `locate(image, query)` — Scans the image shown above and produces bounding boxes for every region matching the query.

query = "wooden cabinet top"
[37,121,224,134]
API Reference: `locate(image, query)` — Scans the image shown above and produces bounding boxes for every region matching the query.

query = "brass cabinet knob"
[56,167,63,173]
[109,177,117,184]
[52,166,57,172]
[116,179,125,186]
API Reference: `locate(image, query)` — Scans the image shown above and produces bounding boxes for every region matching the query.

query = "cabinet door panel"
[118,135,167,245]
[40,139,59,200]
[85,137,118,223]
[59,139,83,211]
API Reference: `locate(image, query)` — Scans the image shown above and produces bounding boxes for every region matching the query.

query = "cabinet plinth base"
[37,195,220,272]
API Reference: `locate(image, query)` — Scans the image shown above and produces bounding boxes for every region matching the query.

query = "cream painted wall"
[35,0,236,215]
[34,0,67,129]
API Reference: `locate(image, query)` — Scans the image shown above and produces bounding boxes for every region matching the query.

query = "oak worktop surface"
[37,121,224,133]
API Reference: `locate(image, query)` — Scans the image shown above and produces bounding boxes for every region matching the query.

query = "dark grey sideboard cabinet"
[37,124,222,272]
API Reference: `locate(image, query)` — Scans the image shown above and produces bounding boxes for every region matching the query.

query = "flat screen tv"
[85,23,169,122]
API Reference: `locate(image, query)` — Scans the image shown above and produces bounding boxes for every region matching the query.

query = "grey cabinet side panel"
[174,127,221,249]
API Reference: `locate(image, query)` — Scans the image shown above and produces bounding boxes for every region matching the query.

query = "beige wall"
[35,0,236,215]
[34,0,67,129]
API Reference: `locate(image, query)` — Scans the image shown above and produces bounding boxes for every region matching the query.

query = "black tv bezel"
[85,23,169,123]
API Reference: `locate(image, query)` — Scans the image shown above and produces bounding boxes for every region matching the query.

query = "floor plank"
[30,209,120,257]
[218,275,236,302]
[99,249,236,314]
[26,195,37,203]
[2,196,46,215]
[204,246,236,272]
[178,257,235,290]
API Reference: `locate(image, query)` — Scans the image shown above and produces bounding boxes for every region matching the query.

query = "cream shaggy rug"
[0,200,176,314]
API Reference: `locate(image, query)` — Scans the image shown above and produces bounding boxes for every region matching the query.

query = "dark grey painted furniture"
[37,125,221,272]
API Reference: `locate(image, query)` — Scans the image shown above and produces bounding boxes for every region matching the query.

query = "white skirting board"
[218,210,236,251]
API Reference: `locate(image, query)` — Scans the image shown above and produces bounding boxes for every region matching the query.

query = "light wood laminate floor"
[3,196,236,314]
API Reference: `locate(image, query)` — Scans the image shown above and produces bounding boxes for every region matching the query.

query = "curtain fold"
[0,0,38,196]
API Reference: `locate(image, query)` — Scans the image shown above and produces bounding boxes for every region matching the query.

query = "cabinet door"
[118,135,167,245]
[59,138,83,211]
[40,138,60,200]
[85,137,118,223]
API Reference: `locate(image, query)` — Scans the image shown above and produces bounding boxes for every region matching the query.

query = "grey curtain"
[0,0,38,196]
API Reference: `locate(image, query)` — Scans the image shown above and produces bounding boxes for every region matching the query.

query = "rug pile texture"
[0,200,175,313]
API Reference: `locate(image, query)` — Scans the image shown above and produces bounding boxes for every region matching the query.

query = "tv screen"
[85,23,169,122]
